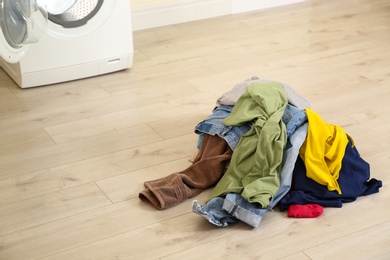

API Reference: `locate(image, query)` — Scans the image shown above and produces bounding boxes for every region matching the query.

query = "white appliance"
[0,0,133,88]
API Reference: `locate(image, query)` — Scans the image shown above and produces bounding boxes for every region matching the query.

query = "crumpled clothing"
[279,139,382,210]
[195,105,252,150]
[287,204,324,218]
[216,76,311,109]
[193,123,308,228]
[139,134,232,209]
[299,108,350,194]
[192,199,236,227]
[207,82,288,207]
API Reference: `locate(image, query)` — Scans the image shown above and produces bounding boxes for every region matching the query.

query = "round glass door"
[0,0,47,62]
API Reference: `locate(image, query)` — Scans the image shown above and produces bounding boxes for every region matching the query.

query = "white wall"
[131,0,305,31]
[131,0,189,9]
[231,0,306,14]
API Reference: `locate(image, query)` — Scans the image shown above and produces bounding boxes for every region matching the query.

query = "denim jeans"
[283,104,308,138]
[195,104,307,150]
[195,105,252,150]
[193,122,308,228]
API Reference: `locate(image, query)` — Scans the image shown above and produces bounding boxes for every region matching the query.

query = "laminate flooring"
[0,0,389,259]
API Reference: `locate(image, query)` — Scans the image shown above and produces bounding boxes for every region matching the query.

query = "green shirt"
[207,82,288,208]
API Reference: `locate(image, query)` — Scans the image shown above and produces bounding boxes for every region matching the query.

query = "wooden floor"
[1,0,389,259]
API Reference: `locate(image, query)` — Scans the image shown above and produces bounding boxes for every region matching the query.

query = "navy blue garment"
[279,139,382,210]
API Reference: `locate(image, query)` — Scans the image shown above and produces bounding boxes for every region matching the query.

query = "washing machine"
[0,0,133,88]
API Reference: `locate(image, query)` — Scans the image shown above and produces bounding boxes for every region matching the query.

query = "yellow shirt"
[299,109,350,194]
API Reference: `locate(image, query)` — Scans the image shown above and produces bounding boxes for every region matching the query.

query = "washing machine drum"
[47,0,103,28]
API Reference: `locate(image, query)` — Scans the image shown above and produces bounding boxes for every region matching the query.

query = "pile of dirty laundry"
[139,77,382,228]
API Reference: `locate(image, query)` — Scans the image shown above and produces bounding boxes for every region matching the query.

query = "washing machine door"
[0,0,47,63]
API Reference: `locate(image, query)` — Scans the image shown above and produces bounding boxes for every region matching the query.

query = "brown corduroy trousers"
[139,134,233,209]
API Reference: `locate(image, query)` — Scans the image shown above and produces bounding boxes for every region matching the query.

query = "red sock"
[288,204,324,218]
